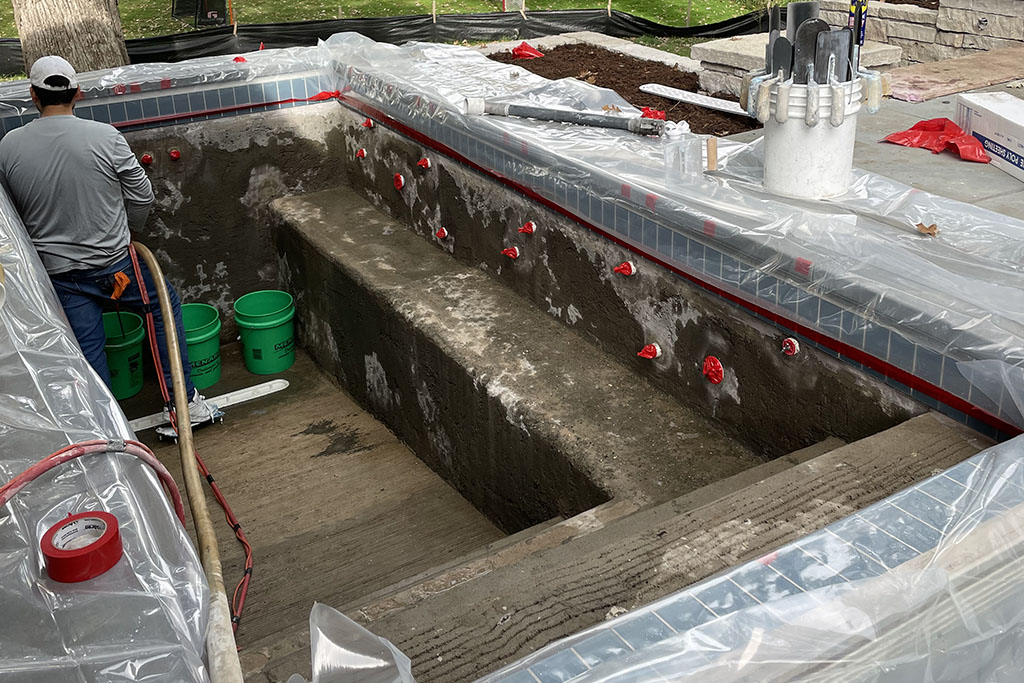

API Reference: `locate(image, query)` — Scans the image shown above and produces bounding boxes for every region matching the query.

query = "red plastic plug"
[613,261,636,276]
[417,157,431,169]
[362,118,374,128]
[518,221,536,235]
[435,227,449,239]
[168,149,181,161]
[140,153,153,166]
[782,337,800,356]
[703,356,724,384]
[502,247,520,259]
[637,343,662,359]
[393,173,404,190]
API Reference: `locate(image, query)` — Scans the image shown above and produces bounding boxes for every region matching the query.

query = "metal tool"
[849,0,867,73]
[814,29,851,84]
[767,28,780,72]
[639,83,748,117]
[771,35,793,80]
[792,18,829,84]
[743,70,772,116]
[786,1,821,42]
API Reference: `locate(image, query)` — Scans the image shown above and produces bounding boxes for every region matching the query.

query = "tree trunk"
[12,0,129,75]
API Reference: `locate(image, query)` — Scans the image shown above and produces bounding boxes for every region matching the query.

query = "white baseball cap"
[29,56,79,91]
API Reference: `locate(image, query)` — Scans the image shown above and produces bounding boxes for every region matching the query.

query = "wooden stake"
[706,137,718,172]
[432,0,437,22]
[607,0,612,17]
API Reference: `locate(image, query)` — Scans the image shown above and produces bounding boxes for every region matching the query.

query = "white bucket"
[763,78,863,200]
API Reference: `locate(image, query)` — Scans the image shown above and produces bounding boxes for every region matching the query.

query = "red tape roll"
[41,511,123,583]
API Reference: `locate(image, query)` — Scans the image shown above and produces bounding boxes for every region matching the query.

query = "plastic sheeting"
[0,183,208,679]
[321,35,1024,430]
[286,603,413,683]
[483,433,1024,682]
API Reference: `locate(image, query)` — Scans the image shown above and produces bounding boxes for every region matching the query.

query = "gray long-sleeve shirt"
[0,114,154,275]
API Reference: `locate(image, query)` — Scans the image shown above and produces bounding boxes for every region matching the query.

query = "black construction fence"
[0,8,772,74]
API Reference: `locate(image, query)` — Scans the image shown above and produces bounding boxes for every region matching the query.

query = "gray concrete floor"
[729,81,1024,218]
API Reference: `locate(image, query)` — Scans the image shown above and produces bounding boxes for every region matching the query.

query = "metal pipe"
[131,241,243,683]
[470,98,664,136]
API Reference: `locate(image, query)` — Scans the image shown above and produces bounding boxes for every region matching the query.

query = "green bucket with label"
[102,311,146,400]
[233,290,295,375]
[182,303,222,390]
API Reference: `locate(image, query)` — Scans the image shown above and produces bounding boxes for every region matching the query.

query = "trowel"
[814,29,851,84]
[786,1,821,42]
[792,18,829,84]
[771,35,793,80]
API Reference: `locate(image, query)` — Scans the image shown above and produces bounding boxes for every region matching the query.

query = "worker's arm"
[111,131,154,231]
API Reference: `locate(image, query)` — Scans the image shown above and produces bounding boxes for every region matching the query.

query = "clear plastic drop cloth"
[286,603,414,683]
[0,182,208,681]
[319,34,1024,429]
[481,434,1024,682]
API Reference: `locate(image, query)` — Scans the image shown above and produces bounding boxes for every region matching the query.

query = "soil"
[883,0,939,9]
[488,44,757,136]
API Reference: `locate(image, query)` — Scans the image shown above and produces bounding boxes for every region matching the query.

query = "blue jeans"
[51,255,195,403]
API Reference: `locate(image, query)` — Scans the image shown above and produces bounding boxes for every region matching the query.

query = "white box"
[956,92,1024,184]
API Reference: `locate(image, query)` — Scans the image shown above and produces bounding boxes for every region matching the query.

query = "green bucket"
[102,311,146,400]
[182,303,222,390]
[233,290,295,375]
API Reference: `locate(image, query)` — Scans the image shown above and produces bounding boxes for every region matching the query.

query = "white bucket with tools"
[763,77,863,200]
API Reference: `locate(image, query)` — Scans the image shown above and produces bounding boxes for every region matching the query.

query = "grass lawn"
[0,0,757,39]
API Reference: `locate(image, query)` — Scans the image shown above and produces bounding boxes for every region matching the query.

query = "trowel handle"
[756,74,780,124]
[775,79,792,124]
[829,80,845,127]
[805,80,820,127]
[743,71,768,116]
[858,69,883,114]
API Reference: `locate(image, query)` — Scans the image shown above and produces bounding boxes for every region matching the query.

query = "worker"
[0,56,216,425]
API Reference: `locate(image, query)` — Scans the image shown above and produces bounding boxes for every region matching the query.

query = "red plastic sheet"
[883,118,990,163]
[510,42,544,59]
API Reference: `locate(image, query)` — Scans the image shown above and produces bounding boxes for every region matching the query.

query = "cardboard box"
[956,92,1024,184]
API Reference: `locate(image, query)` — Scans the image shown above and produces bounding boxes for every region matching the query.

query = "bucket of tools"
[763,78,863,199]
[747,0,881,199]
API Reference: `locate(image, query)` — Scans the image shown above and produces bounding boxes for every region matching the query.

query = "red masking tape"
[41,511,122,583]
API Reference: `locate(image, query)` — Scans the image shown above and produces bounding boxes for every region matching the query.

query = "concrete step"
[272,185,768,534]
[339,414,989,682]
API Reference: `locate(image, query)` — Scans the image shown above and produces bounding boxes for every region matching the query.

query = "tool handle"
[858,68,883,113]
[805,77,820,127]
[775,79,791,124]
[830,81,845,127]
[755,74,779,123]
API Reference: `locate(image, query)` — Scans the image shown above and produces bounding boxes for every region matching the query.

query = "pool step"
[273,185,766,533]
[342,413,990,682]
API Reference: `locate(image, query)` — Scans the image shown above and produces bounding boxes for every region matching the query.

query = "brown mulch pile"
[883,0,939,9]
[488,44,757,136]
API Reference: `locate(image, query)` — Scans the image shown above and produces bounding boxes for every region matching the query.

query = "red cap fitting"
[140,153,153,166]
[637,343,662,359]
[518,221,536,235]
[393,173,405,191]
[613,261,637,277]
[233,56,247,63]
[435,227,449,239]
[502,246,520,259]
[362,118,374,128]
[703,356,724,384]
[168,149,181,161]
[417,157,431,169]
[782,337,800,356]
[355,148,366,159]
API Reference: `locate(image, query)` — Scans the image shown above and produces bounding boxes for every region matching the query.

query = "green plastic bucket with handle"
[182,303,222,390]
[102,311,146,400]
[233,290,295,375]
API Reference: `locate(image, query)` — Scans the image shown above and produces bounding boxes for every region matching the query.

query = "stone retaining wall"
[821,0,1024,64]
